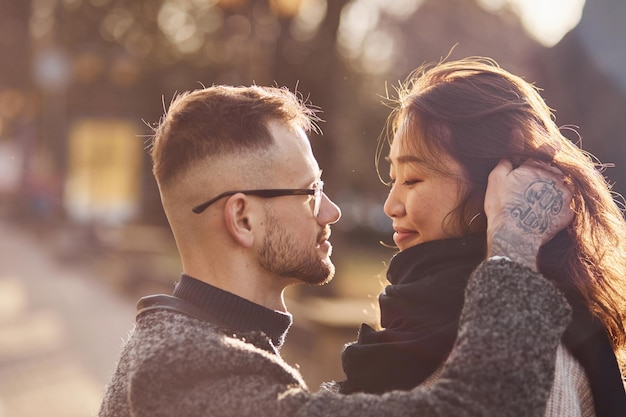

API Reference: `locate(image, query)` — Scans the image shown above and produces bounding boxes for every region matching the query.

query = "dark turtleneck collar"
[173,274,292,348]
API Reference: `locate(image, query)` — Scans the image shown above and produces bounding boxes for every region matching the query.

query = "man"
[99,85,573,417]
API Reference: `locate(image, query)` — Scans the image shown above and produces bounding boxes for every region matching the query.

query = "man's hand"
[484,159,574,271]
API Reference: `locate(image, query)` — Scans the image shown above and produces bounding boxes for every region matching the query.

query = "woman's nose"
[383,186,405,219]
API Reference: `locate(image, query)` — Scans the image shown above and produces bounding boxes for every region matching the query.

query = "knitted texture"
[98,259,571,417]
[544,344,596,417]
[421,334,596,416]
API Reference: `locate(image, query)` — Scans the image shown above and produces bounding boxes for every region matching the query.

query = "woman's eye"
[387,178,421,188]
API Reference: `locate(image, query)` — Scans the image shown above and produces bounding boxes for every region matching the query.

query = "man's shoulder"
[101,309,309,417]
[134,309,247,351]
[126,309,308,392]
[131,309,290,369]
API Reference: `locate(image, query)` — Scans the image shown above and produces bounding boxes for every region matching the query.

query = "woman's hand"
[484,159,574,271]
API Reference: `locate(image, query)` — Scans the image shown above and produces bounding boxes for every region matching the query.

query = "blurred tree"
[20,0,352,223]
[6,0,624,229]
[0,0,32,138]
[0,1,31,91]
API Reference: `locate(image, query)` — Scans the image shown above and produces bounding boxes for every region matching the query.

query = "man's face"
[256,121,341,285]
[259,208,334,285]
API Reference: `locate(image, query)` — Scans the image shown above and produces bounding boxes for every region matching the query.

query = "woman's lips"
[393,228,417,249]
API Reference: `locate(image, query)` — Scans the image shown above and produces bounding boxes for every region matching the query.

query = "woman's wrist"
[487,228,541,272]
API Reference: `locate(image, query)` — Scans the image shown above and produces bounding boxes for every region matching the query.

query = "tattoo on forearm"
[509,180,563,235]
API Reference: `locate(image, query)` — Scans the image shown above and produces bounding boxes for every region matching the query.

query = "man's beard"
[258,211,335,285]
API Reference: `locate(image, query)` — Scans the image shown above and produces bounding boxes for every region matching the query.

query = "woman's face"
[384,132,467,251]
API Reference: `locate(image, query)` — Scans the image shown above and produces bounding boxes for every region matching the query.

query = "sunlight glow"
[158,1,204,54]
[361,29,396,75]
[339,0,586,73]
[291,0,327,42]
[337,1,380,60]
[478,0,586,47]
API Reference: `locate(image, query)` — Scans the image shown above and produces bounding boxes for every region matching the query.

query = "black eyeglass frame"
[192,180,323,215]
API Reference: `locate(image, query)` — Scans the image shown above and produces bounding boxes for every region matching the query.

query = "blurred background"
[1,0,625,415]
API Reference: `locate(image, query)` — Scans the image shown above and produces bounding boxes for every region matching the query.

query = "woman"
[338,57,626,416]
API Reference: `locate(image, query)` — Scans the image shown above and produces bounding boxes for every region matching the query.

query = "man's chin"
[318,260,335,285]
[305,260,335,286]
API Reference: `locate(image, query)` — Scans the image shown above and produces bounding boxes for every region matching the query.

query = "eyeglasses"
[192,179,324,216]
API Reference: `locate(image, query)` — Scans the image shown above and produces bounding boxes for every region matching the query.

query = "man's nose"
[318,193,341,225]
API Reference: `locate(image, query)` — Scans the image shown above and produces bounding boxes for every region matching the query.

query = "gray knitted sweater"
[98,259,571,417]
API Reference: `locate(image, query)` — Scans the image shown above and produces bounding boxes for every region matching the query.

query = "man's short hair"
[150,85,319,186]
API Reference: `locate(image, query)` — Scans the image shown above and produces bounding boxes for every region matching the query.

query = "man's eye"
[403,179,421,186]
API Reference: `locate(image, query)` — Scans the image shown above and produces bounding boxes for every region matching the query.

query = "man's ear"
[223,194,255,248]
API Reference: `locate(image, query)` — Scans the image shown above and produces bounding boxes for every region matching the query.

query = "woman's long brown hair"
[377,57,626,370]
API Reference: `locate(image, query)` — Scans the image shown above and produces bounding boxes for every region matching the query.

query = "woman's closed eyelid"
[386,178,421,188]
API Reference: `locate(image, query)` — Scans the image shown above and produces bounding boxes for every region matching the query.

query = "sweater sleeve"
[125,259,571,417]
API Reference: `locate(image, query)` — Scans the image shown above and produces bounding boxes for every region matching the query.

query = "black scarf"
[339,233,486,394]
[339,234,626,416]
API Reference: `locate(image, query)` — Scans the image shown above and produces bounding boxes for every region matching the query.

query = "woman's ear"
[464,190,488,234]
[223,194,255,248]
